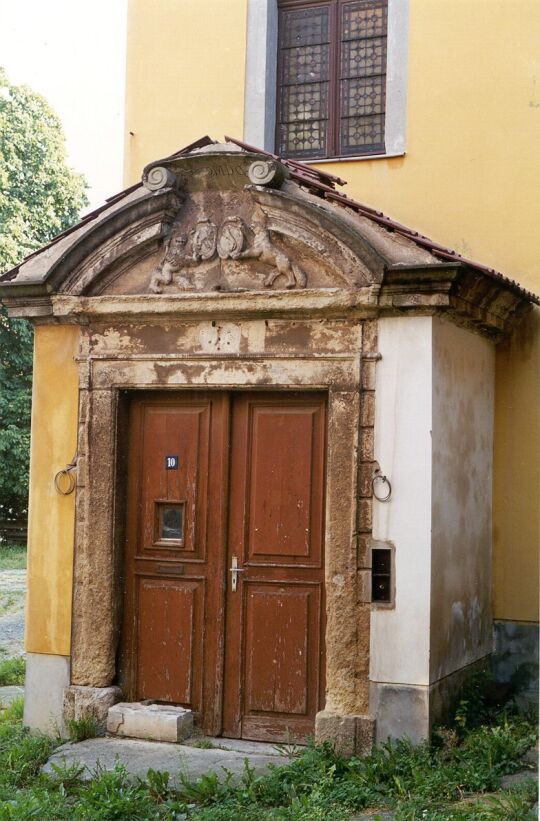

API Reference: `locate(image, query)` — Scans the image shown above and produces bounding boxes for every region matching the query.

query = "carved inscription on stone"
[149,210,307,293]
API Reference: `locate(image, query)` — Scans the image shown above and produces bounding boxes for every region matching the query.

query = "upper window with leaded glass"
[276,0,388,159]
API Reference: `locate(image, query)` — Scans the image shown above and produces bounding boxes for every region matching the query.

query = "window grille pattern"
[277,0,388,159]
[278,6,330,158]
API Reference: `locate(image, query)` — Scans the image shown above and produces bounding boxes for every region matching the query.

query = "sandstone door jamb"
[69,345,370,728]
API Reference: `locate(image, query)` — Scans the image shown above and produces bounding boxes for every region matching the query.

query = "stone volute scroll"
[142,165,177,191]
[247,159,288,188]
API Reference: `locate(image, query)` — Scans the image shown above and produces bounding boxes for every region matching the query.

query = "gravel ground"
[0,570,26,657]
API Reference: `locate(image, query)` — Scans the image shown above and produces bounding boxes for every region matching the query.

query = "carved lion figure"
[149,232,195,293]
[239,213,307,289]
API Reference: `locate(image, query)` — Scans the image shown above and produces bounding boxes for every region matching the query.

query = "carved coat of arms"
[149,211,306,293]
[192,218,217,261]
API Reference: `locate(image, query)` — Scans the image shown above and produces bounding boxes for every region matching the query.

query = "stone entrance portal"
[0,139,534,750]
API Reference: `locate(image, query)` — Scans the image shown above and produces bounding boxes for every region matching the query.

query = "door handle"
[229,556,245,592]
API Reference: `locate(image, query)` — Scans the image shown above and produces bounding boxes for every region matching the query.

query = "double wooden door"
[121,391,326,742]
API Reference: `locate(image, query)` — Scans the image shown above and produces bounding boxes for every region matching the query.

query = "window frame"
[275,0,388,161]
[242,0,408,162]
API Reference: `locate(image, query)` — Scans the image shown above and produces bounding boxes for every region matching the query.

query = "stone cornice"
[3,269,531,341]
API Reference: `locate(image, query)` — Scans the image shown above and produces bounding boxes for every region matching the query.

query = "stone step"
[107,701,193,743]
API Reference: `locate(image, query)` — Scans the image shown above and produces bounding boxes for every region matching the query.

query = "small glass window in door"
[155,501,185,546]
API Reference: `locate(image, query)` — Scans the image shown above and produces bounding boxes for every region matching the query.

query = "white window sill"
[304,151,406,166]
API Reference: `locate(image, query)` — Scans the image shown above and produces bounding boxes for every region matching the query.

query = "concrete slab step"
[107,701,193,743]
[44,736,290,783]
[182,736,287,756]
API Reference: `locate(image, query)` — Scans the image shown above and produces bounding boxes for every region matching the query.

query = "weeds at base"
[0,672,536,820]
[65,716,100,742]
[0,656,25,687]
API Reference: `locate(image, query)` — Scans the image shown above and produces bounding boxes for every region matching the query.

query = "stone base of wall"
[492,620,539,707]
[63,685,122,734]
[315,710,375,756]
[370,656,491,745]
[24,652,71,736]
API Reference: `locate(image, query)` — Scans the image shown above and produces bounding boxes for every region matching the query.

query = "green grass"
[0,544,26,571]
[66,716,99,742]
[0,591,25,619]
[0,657,25,686]
[0,696,535,820]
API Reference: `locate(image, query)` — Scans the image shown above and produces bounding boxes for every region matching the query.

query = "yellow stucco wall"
[124,0,247,180]
[492,310,540,622]
[122,0,539,623]
[26,325,79,655]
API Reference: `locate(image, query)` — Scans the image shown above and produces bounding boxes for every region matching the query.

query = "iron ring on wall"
[372,469,392,502]
[54,454,78,495]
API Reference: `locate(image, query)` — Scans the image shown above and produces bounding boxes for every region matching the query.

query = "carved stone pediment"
[94,183,376,296]
[0,141,535,337]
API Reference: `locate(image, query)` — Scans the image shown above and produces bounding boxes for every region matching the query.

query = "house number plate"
[165,455,179,470]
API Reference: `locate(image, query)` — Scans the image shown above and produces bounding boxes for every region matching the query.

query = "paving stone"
[0,685,24,705]
[500,769,538,789]
[0,570,27,593]
[0,569,26,657]
[522,741,539,766]
[44,736,289,783]
[107,701,194,742]
[0,612,25,656]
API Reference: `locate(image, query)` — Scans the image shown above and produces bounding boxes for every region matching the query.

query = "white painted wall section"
[371,316,433,686]
[430,318,494,682]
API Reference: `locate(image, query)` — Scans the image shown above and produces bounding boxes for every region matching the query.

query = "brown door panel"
[136,576,204,709]
[139,402,210,559]
[122,390,326,742]
[243,399,325,567]
[122,392,229,735]
[222,392,327,742]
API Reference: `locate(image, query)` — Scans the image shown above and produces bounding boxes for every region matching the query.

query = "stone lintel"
[4,279,530,340]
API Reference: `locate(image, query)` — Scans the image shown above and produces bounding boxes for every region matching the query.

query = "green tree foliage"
[0,68,88,519]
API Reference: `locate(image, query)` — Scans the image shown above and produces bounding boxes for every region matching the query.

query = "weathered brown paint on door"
[222,393,326,742]
[122,391,326,742]
[121,392,229,734]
